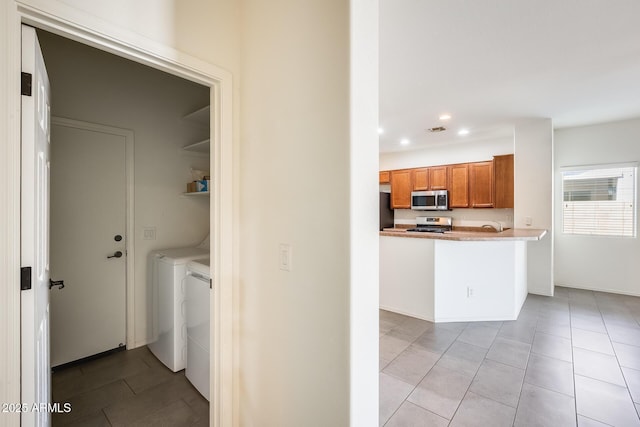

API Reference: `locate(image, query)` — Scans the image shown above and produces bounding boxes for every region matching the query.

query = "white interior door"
[21,24,52,427]
[49,119,127,367]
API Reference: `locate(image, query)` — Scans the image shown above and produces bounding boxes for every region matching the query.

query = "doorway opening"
[16,13,232,422]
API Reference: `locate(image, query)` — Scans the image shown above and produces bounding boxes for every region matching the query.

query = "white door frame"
[1,3,234,427]
[51,117,136,350]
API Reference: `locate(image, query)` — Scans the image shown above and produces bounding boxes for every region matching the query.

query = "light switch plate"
[279,243,292,272]
[143,226,157,240]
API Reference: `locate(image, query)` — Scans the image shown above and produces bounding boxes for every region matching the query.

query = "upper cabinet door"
[448,164,469,208]
[429,166,448,190]
[494,154,514,208]
[469,161,494,208]
[390,169,412,209]
[379,170,391,184]
[412,168,429,191]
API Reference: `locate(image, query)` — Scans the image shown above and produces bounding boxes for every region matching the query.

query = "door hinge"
[210,278,212,289]
[21,72,32,96]
[21,267,32,290]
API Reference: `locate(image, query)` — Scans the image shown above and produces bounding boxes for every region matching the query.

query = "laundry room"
[37,28,212,422]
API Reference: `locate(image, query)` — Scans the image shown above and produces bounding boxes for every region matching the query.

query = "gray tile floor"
[52,346,209,426]
[379,286,640,426]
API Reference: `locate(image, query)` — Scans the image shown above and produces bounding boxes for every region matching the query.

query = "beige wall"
[238,1,352,425]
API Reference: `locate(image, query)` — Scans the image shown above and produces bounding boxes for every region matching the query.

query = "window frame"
[560,162,638,238]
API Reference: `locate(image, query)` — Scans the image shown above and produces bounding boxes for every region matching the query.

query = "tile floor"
[379,286,640,426]
[52,346,209,426]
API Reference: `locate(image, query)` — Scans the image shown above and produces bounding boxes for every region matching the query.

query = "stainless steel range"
[407,216,452,233]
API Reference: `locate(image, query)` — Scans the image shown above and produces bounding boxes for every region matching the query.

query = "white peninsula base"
[380,235,528,322]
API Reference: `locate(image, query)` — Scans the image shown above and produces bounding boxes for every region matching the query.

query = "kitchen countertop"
[380,228,547,241]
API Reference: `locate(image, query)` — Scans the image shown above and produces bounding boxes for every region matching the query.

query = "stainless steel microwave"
[411,190,449,210]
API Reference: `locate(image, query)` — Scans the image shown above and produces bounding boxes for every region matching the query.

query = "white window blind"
[562,164,636,237]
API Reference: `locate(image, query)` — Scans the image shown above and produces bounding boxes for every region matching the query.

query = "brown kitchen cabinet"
[448,164,469,208]
[469,161,494,208]
[412,168,429,190]
[429,166,448,190]
[390,169,412,209]
[379,170,391,184]
[494,154,514,208]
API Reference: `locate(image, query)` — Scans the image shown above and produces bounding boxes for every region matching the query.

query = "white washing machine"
[147,238,209,372]
[185,257,211,401]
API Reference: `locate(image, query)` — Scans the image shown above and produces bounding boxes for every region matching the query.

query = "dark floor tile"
[60,410,111,427]
[54,358,150,401]
[449,391,515,427]
[514,382,576,427]
[129,399,200,427]
[407,365,473,420]
[124,362,178,394]
[103,375,202,426]
[469,359,525,408]
[51,366,83,384]
[575,375,640,426]
[385,401,449,427]
[52,380,133,426]
[524,353,574,397]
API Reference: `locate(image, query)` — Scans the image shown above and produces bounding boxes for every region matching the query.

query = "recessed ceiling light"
[400,138,410,145]
[458,129,470,136]
[439,114,452,121]
[378,127,384,134]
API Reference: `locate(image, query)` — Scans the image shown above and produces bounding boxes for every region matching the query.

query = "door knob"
[107,251,123,259]
[49,279,65,290]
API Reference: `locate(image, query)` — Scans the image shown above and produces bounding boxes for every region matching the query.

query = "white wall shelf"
[183,139,210,154]
[182,191,210,197]
[183,105,210,126]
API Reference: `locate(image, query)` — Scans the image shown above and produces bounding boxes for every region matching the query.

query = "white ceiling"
[379,0,640,152]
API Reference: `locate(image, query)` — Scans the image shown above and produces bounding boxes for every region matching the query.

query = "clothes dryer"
[185,257,211,400]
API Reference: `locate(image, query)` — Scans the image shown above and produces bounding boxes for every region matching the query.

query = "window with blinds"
[562,164,637,237]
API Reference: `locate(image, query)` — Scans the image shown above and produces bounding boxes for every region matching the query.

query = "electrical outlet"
[279,243,292,272]
[525,216,533,226]
[467,286,474,298]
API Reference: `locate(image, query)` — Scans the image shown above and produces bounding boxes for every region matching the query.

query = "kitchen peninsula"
[380,228,547,322]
